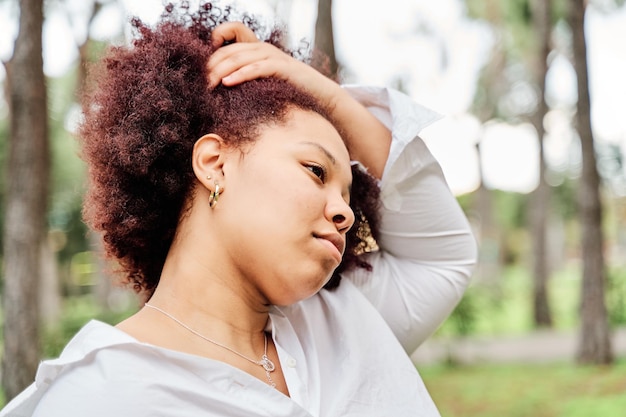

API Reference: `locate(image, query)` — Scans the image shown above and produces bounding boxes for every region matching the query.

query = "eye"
[305,163,327,183]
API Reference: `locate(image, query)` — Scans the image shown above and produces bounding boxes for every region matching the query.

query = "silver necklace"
[143,303,276,388]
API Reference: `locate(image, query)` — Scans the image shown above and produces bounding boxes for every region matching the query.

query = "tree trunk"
[529,0,553,328]
[2,0,49,401]
[568,0,612,364]
[40,233,61,325]
[314,0,339,79]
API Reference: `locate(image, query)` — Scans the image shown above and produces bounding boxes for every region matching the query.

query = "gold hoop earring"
[209,182,221,208]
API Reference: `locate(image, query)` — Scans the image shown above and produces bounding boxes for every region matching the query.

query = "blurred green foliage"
[47,70,90,265]
[441,263,626,337]
[607,267,626,326]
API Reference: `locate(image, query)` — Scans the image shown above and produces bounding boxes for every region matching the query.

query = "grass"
[421,360,626,417]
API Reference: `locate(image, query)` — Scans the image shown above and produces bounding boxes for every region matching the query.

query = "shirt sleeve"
[341,85,478,354]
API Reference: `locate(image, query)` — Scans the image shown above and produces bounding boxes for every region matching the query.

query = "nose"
[327,195,355,233]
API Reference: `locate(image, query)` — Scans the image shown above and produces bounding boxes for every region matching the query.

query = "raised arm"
[208,22,390,178]
[341,86,478,352]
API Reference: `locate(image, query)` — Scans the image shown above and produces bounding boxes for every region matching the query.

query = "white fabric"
[0,86,477,417]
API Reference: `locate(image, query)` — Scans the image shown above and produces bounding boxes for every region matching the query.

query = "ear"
[192,133,228,192]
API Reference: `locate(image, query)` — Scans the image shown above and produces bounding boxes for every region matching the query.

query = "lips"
[314,232,345,263]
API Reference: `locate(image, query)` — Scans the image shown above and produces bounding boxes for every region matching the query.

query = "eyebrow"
[299,141,336,165]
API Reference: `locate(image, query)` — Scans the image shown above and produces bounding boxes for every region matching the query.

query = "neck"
[147,233,272,343]
[146,190,274,343]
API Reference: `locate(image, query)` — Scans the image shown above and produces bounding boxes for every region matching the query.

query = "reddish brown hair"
[80,2,379,297]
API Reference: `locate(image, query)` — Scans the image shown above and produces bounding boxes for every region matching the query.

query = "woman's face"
[216,109,355,306]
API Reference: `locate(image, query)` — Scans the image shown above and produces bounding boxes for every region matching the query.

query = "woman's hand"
[208,22,391,179]
[208,22,339,106]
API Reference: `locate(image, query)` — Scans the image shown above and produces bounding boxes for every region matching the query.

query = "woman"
[1,2,476,416]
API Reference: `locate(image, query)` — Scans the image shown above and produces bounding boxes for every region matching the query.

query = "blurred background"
[1,0,625,415]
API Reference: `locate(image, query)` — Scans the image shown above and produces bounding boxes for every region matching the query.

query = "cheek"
[225,169,311,239]
[224,156,329,252]
[246,169,320,222]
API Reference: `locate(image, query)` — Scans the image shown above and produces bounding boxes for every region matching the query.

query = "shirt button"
[286,357,297,368]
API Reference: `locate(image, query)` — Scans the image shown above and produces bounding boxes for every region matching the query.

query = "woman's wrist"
[326,88,391,179]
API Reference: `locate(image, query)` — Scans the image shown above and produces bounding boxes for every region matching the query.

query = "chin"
[272,273,332,306]
[273,288,321,307]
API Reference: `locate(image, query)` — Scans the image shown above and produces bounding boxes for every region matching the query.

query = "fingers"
[208,42,289,88]
[211,22,259,48]
[209,22,265,88]
[206,22,338,103]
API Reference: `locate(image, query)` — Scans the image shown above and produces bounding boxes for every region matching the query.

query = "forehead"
[255,109,350,163]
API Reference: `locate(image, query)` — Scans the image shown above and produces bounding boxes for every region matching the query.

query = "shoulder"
[23,321,218,416]
[0,321,142,416]
[30,333,296,417]
[29,321,152,415]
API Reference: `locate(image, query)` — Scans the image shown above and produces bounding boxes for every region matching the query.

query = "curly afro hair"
[80,1,380,298]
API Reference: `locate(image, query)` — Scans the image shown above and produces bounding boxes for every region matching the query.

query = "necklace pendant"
[260,355,275,372]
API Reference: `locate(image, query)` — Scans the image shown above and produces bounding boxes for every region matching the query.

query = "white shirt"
[1,86,477,417]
